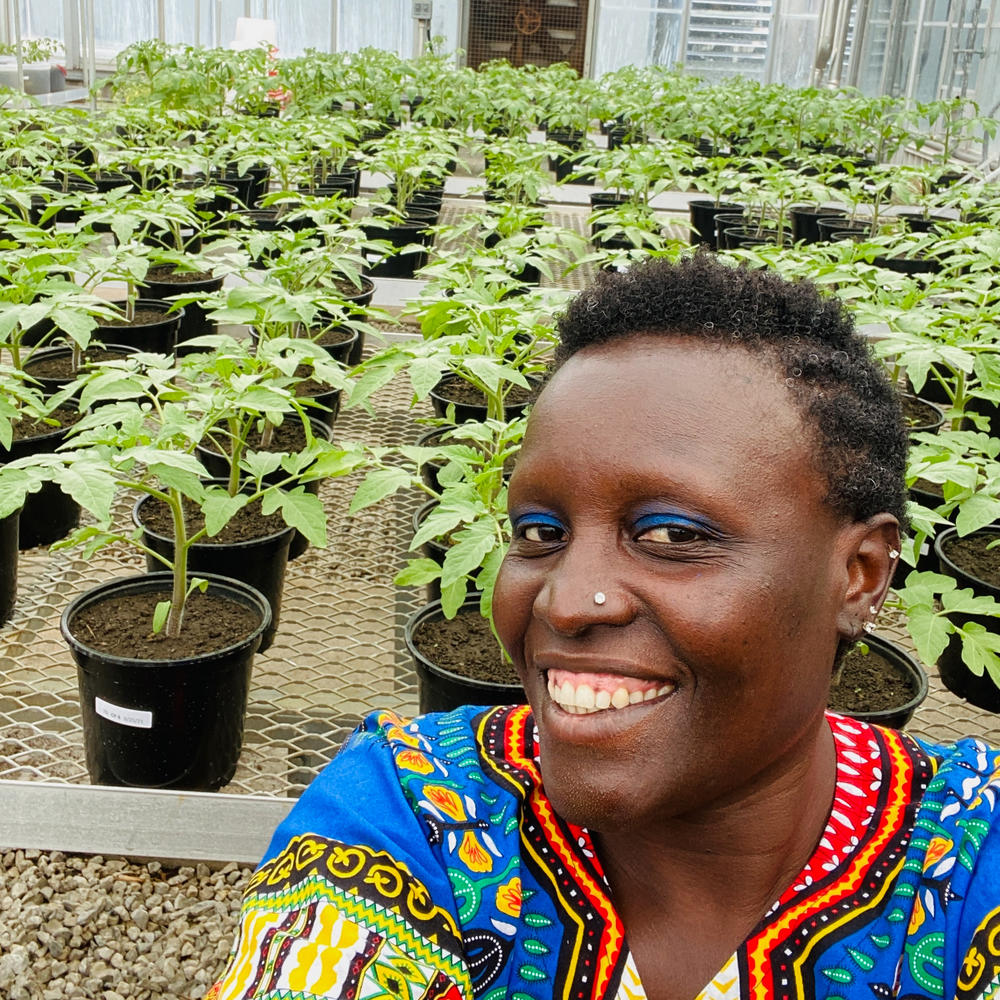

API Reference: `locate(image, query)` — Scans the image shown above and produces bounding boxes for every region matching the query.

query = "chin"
[538,752,648,833]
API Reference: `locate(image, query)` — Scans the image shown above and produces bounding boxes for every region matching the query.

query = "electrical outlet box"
[412,1,433,18]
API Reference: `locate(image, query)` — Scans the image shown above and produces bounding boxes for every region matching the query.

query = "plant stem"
[165,486,188,638]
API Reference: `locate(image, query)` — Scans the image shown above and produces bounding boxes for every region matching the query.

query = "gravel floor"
[0,849,253,1000]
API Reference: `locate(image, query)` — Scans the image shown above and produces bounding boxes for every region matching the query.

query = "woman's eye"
[522,522,565,543]
[635,517,705,545]
[513,513,566,544]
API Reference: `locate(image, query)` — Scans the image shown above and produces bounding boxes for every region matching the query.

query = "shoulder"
[207,706,537,1000]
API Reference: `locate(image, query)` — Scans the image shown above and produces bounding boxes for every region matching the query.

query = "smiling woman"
[206,256,1000,1000]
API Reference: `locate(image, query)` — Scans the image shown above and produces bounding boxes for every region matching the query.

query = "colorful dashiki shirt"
[207,707,1000,1000]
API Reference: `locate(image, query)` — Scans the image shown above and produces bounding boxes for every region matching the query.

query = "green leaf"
[51,466,117,526]
[261,488,327,548]
[152,600,171,635]
[394,558,442,586]
[440,575,468,619]
[202,491,248,537]
[0,469,32,518]
[348,468,412,514]
[905,603,952,665]
[959,623,1000,685]
[441,522,499,588]
[409,357,449,399]
[940,587,1000,617]
[955,495,1000,536]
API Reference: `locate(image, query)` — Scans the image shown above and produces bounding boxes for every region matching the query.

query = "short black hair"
[554,253,908,526]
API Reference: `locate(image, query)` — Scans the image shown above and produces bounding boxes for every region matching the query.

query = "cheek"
[491,559,535,662]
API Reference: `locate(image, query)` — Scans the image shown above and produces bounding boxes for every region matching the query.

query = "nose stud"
[593,592,606,605]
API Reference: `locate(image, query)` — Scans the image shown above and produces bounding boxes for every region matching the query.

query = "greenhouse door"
[465,0,592,73]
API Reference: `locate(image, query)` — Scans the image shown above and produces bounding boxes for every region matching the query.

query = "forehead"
[515,335,827,513]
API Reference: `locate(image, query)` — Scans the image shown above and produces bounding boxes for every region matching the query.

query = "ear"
[834,513,901,641]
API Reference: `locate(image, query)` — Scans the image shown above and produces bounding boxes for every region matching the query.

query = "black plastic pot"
[361,220,429,278]
[133,494,294,654]
[816,217,870,241]
[0,509,19,624]
[688,199,743,250]
[405,597,525,714]
[901,393,945,435]
[894,209,953,234]
[210,169,255,208]
[934,526,1000,712]
[830,634,928,729]
[546,128,588,183]
[139,268,224,348]
[721,226,790,250]
[789,205,847,244]
[96,299,185,355]
[61,572,270,791]
[1,409,80,549]
[311,326,359,365]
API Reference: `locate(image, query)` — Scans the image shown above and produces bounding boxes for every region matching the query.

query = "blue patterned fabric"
[207,706,1000,1000]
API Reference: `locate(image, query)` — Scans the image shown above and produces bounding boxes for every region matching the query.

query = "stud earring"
[863,621,876,634]
[594,592,606,606]
[869,604,879,615]
[889,548,900,560]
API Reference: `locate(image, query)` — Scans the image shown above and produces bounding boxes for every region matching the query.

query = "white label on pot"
[95,697,152,729]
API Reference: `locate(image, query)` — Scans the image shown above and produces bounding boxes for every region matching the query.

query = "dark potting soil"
[23,347,132,381]
[139,496,287,545]
[292,363,339,400]
[99,308,173,328]
[828,646,918,713]
[912,477,945,499]
[435,375,539,408]
[314,327,354,347]
[941,533,1000,587]
[413,613,521,686]
[901,395,942,429]
[9,404,81,443]
[70,589,261,660]
[146,265,213,283]
[213,419,312,456]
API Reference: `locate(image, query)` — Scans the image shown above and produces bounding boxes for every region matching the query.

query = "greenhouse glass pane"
[162,0,234,47]
[337,0,414,54]
[19,0,63,42]
[91,3,156,50]
[769,14,818,86]
[269,1,332,56]
[912,24,946,102]
[592,0,683,77]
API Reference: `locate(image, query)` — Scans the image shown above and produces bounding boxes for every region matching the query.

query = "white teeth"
[547,675,676,714]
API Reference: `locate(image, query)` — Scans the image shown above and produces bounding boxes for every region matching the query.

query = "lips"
[546,668,676,715]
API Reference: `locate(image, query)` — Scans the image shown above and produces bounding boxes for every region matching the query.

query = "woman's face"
[493,335,872,832]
